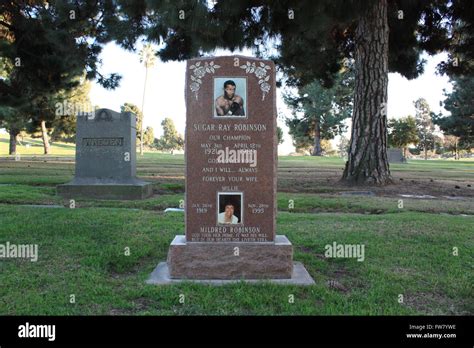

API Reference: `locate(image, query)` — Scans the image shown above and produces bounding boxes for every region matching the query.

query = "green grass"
[0,185,472,215]
[0,133,76,156]
[0,206,471,315]
[0,135,473,315]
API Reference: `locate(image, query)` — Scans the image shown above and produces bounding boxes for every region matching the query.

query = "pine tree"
[283,66,353,155]
[433,75,474,149]
[1,1,121,153]
[112,0,474,184]
[50,78,93,143]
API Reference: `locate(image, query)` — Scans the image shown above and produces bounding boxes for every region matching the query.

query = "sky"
[89,42,452,155]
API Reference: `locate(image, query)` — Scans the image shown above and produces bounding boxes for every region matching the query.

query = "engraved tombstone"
[57,108,153,200]
[162,56,311,281]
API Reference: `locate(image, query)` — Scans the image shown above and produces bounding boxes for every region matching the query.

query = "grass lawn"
[0,135,473,315]
[0,206,472,315]
[0,133,76,157]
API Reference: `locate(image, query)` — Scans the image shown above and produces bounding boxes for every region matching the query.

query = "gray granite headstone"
[387,148,406,163]
[57,108,153,200]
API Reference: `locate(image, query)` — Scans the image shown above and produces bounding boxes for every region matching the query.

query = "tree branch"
[0,20,14,30]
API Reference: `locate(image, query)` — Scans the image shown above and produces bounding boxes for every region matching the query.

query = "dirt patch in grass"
[296,246,329,260]
[109,308,132,315]
[403,292,471,315]
[294,246,363,294]
[278,167,474,198]
[326,280,349,294]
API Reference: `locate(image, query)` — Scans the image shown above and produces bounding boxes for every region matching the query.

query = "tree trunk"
[312,119,322,156]
[424,142,427,160]
[455,138,458,160]
[9,128,19,155]
[40,120,51,155]
[140,67,149,156]
[342,0,391,185]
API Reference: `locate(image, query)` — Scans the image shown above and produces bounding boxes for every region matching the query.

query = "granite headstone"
[164,56,308,280]
[387,148,406,163]
[57,108,153,200]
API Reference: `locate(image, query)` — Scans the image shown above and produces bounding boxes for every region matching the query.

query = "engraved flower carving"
[260,82,271,94]
[254,66,267,79]
[189,61,220,100]
[240,61,272,100]
[190,82,200,93]
[194,66,206,78]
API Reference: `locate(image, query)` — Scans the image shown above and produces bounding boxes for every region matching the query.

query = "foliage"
[433,75,474,149]
[154,118,184,151]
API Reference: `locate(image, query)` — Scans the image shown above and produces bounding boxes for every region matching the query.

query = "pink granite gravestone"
[166,56,294,280]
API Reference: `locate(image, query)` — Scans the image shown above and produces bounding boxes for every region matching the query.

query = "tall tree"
[0,56,22,155]
[433,75,474,149]
[388,116,419,158]
[120,103,143,144]
[3,1,474,178]
[442,134,461,159]
[155,118,184,152]
[283,67,353,155]
[111,0,474,184]
[276,126,284,145]
[138,43,157,156]
[143,126,155,147]
[50,78,93,143]
[337,135,350,158]
[0,105,25,155]
[414,98,436,160]
[0,1,121,153]
[23,77,92,153]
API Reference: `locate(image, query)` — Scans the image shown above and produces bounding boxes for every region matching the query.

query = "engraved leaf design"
[214,65,220,68]
[240,65,247,69]
[265,65,271,70]
[197,78,202,84]
[190,65,195,69]
[195,62,201,66]
[260,62,265,67]
[210,61,214,66]
[205,67,211,73]
[190,75,195,81]
[265,75,270,81]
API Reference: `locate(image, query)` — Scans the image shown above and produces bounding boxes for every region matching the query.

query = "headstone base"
[166,235,295,280]
[147,261,315,285]
[57,179,153,200]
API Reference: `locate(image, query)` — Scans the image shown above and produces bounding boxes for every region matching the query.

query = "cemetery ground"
[0,135,473,315]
